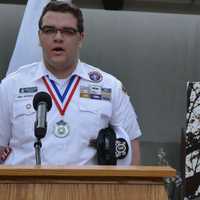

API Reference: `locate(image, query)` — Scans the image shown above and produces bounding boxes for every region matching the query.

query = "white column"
[7,0,72,75]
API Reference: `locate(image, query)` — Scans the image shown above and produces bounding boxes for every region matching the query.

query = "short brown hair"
[38,1,84,33]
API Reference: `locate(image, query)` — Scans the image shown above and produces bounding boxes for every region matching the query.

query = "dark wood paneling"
[1,0,200,14]
[0,0,27,4]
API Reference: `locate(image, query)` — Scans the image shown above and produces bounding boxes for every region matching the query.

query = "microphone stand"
[34,138,42,165]
[33,92,52,165]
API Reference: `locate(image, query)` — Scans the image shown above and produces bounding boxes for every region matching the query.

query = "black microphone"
[33,92,52,139]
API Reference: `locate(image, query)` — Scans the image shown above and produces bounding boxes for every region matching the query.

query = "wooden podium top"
[0,165,176,178]
[0,166,175,200]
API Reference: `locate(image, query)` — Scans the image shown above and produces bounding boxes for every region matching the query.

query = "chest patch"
[80,85,111,101]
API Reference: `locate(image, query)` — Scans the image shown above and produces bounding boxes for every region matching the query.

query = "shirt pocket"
[79,98,112,130]
[12,99,36,144]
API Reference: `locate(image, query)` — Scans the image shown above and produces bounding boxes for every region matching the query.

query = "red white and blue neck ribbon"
[42,75,80,116]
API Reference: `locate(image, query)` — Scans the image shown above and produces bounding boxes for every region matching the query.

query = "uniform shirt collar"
[32,60,91,82]
[32,61,49,81]
[72,60,91,81]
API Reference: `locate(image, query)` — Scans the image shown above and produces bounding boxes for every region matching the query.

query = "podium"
[0,165,175,200]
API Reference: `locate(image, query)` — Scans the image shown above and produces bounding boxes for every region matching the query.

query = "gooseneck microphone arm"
[33,92,52,165]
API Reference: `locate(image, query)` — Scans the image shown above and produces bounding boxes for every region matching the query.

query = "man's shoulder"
[82,62,120,85]
[4,62,40,82]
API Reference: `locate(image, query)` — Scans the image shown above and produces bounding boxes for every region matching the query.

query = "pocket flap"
[13,99,35,118]
[79,99,112,117]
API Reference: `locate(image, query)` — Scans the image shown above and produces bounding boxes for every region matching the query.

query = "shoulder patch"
[88,71,103,83]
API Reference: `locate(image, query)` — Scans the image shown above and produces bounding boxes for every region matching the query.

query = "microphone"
[33,92,52,139]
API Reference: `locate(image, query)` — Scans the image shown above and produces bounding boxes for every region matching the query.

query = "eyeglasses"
[40,26,79,37]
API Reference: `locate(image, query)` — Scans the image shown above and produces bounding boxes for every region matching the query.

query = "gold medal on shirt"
[54,120,70,138]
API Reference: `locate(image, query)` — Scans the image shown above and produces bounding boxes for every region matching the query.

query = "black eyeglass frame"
[39,25,80,36]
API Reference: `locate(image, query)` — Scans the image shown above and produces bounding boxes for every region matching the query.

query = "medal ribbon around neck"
[42,75,80,116]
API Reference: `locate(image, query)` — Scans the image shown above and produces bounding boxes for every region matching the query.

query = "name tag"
[19,87,38,93]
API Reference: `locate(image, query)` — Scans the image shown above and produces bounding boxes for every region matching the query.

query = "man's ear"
[38,30,42,46]
[78,32,85,48]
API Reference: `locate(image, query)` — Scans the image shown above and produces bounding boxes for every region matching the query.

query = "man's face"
[39,11,84,70]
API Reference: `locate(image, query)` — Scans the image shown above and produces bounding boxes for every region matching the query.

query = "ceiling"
[1,0,200,14]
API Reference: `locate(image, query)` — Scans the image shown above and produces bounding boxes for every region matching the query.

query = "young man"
[0,1,142,165]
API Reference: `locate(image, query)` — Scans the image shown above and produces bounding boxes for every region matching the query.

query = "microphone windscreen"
[33,92,52,111]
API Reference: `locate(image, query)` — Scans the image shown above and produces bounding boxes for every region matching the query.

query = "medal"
[54,120,70,138]
[43,75,80,138]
